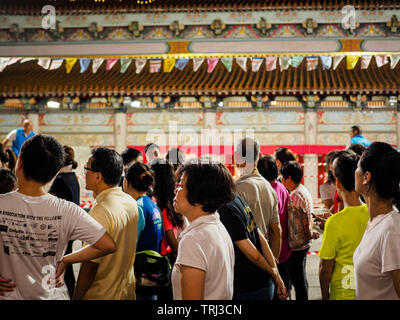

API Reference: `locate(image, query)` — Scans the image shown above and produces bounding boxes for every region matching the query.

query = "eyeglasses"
[84,166,102,174]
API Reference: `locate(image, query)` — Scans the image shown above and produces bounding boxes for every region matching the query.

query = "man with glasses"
[74,147,139,300]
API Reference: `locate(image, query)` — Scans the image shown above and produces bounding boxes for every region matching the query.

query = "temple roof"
[1,56,399,98]
[1,0,399,15]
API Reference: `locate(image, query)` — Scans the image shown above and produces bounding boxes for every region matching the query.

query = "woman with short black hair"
[353,142,400,300]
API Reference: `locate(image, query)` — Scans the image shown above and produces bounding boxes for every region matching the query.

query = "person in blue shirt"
[349,125,371,148]
[2,119,35,157]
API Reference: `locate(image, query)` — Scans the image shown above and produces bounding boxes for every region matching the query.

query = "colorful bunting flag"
[279,56,290,71]
[207,58,219,73]
[251,57,264,72]
[163,58,175,72]
[333,55,345,70]
[135,58,147,74]
[346,55,360,70]
[120,58,132,73]
[0,58,10,72]
[289,56,304,68]
[7,57,22,66]
[92,58,105,73]
[38,58,51,70]
[49,58,64,70]
[320,56,332,70]
[79,58,91,73]
[149,59,162,73]
[193,58,205,72]
[106,58,118,71]
[361,54,372,69]
[65,58,77,74]
[375,54,388,68]
[175,58,190,71]
[20,57,36,64]
[265,57,277,71]
[390,54,400,69]
[236,57,248,72]
[306,56,318,71]
[221,57,233,72]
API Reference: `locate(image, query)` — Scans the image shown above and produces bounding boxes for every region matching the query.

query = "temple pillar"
[114,111,127,154]
[303,110,319,199]
[27,112,40,134]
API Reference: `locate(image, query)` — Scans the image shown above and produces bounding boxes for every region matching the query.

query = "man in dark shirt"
[219,194,288,300]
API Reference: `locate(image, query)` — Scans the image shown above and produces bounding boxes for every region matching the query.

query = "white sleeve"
[62,201,106,246]
[381,230,400,273]
[6,129,17,142]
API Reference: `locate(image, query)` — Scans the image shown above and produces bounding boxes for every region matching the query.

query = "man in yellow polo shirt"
[318,151,369,300]
[73,147,139,300]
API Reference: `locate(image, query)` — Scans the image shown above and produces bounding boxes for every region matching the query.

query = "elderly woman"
[172,159,236,300]
[353,142,400,300]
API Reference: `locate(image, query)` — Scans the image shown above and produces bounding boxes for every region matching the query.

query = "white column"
[27,112,40,134]
[114,112,127,153]
[303,111,319,199]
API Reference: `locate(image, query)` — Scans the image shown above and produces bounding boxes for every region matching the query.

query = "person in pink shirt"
[258,155,291,298]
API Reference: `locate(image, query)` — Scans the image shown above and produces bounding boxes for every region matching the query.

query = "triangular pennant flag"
[65,58,77,74]
[0,58,10,72]
[333,55,345,70]
[320,56,332,70]
[20,57,36,64]
[193,58,205,72]
[221,57,233,72]
[279,56,290,71]
[346,55,360,70]
[251,57,264,72]
[38,58,51,69]
[361,54,372,69]
[7,57,22,66]
[149,59,162,73]
[265,57,277,71]
[106,58,118,71]
[235,57,248,72]
[163,58,175,72]
[120,58,132,73]
[49,58,64,70]
[390,54,400,69]
[79,58,91,73]
[175,58,189,71]
[92,58,104,73]
[207,58,219,73]
[306,56,318,71]
[375,54,388,68]
[289,56,304,68]
[135,58,147,74]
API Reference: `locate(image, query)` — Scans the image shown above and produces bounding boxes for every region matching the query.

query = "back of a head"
[274,147,296,165]
[351,125,361,135]
[257,155,278,182]
[20,134,65,184]
[63,145,78,169]
[179,159,236,213]
[359,142,400,210]
[280,160,303,184]
[347,143,366,157]
[0,168,17,194]
[234,137,260,164]
[126,161,154,192]
[151,161,176,206]
[166,148,186,168]
[121,148,142,166]
[334,151,360,192]
[90,147,123,186]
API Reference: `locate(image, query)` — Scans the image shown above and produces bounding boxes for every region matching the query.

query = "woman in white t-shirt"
[172,159,236,300]
[353,141,400,300]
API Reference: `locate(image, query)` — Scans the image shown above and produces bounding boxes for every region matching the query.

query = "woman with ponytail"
[48,145,80,298]
[353,142,400,300]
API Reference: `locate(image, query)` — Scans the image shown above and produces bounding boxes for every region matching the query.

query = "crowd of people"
[0,121,399,301]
